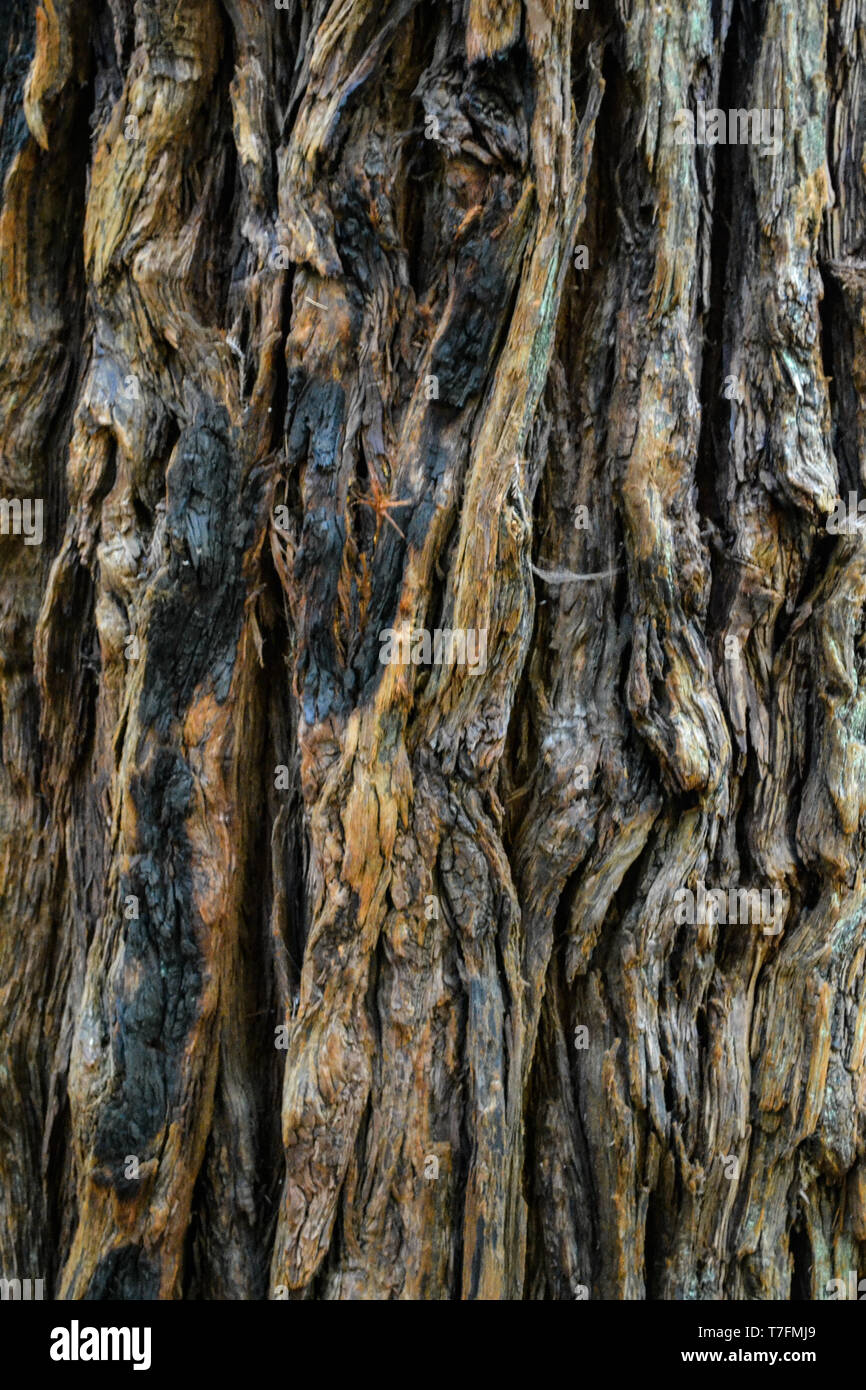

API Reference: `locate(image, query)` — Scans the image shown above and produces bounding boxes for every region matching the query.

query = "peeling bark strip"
[1,0,866,1304]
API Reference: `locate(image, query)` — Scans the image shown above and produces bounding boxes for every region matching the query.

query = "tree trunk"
[1,0,865,1302]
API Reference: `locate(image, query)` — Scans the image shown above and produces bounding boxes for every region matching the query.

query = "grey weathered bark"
[1,0,865,1300]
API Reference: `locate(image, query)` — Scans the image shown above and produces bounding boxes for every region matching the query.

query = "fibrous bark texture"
[2,0,866,1301]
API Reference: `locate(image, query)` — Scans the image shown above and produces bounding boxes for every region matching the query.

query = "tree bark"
[1,0,865,1301]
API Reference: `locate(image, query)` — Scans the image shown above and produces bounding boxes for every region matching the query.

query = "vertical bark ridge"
[0,0,91,1288]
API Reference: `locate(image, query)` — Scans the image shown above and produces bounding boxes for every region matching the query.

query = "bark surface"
[1,0,865,1300]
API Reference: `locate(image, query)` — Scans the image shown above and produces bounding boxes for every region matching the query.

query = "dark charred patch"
[428,189,525,408]
[84,1244,162,1300]
[93,405,252,1178]
[0,0,34,193]
[285,374,345,481]
[140,404,249,727]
